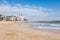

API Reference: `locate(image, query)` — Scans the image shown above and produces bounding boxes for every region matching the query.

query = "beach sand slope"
[0,21,60,40]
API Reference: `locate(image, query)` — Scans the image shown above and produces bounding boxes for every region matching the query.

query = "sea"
[24,22,60,32]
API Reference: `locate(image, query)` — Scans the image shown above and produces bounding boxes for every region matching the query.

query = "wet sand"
[0,21,60,40]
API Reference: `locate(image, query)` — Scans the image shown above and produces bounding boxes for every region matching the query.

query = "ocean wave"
[36,27,60,30]
[24,23,60,32]
[50,24,60,27]
[31,23,60,27]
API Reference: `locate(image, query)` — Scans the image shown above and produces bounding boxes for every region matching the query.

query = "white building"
[17,13,24,21]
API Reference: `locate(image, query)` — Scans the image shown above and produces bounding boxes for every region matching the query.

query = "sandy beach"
[0,21,60,40]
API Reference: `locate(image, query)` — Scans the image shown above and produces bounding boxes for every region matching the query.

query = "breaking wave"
[24,22,60,32]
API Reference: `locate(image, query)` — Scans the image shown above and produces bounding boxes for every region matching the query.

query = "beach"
[0,21,60,40]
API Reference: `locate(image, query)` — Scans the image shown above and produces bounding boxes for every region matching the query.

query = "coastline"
[0,21,60,40]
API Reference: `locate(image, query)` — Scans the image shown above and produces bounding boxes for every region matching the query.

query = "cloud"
[0,1,53,20]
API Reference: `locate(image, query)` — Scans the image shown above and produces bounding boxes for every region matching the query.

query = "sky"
[0,0,60,20]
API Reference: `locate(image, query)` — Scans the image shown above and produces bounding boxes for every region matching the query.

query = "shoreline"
[0,21,60,40]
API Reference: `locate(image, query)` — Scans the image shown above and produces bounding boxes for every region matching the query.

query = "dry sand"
[0,21,60,40]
